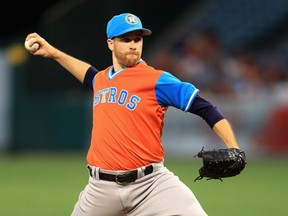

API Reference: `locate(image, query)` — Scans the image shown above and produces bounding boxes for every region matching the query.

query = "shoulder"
[137,61,164,75]
[97,66,112,75]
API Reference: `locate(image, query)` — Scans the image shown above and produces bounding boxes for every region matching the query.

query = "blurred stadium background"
[1,0,288,215]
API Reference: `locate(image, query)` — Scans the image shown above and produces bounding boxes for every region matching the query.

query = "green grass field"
[0,152,287,216]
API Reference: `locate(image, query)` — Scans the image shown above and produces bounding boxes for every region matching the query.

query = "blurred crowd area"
[150,29,288,98]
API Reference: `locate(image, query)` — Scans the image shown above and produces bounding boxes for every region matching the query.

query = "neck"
[112,59,143,72]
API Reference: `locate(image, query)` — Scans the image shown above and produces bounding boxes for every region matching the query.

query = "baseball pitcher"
[24,13,246,216]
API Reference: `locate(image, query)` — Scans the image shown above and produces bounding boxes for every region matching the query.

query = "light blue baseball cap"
[106,13,152,39]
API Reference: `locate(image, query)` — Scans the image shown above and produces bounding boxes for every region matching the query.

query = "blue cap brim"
[110,28,151,39]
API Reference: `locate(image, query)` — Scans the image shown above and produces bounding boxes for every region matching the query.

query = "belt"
[88,165,154,184]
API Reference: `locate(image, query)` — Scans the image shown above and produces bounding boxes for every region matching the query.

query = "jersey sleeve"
[155,72,199,111]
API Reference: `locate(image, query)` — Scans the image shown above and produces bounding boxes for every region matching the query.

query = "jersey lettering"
[94,90,101,106]
[101,88,109,103]
[126,95,141,110]
[93,87,141,110]
[108,87,117,103]
[118,90,128,106]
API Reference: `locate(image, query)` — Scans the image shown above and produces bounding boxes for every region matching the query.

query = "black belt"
[88,165,154,184]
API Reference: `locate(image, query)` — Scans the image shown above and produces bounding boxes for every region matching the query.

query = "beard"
[115,51,141,67]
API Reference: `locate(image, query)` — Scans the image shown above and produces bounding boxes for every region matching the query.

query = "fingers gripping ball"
[194,148,246,182]
[24,38,40,52]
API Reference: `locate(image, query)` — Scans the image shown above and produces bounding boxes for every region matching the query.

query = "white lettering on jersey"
[93,87,141,110]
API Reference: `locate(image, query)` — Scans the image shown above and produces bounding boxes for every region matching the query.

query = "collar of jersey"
[108,66,124,79]
[108,59,144,80]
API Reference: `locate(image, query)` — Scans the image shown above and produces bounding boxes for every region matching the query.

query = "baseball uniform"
[71,61,208,216]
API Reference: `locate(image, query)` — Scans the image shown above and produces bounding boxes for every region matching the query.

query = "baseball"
[24,38,40,52]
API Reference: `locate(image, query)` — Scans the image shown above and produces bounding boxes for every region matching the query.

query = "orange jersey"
[86,61,199,170]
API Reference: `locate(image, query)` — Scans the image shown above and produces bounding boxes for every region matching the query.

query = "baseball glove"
[194,147,246,182]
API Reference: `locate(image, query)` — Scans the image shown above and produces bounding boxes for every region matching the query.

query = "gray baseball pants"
[71,162,208,216]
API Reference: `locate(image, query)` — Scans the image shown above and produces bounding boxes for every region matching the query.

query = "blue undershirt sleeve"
[188,95,224,128]
[83,66,98,89]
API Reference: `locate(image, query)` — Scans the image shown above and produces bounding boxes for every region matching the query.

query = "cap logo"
[125,14,138,25]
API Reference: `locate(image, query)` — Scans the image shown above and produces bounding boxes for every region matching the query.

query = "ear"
[107,39,113,51]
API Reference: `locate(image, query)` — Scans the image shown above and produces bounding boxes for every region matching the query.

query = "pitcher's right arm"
[25,32,91,84]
